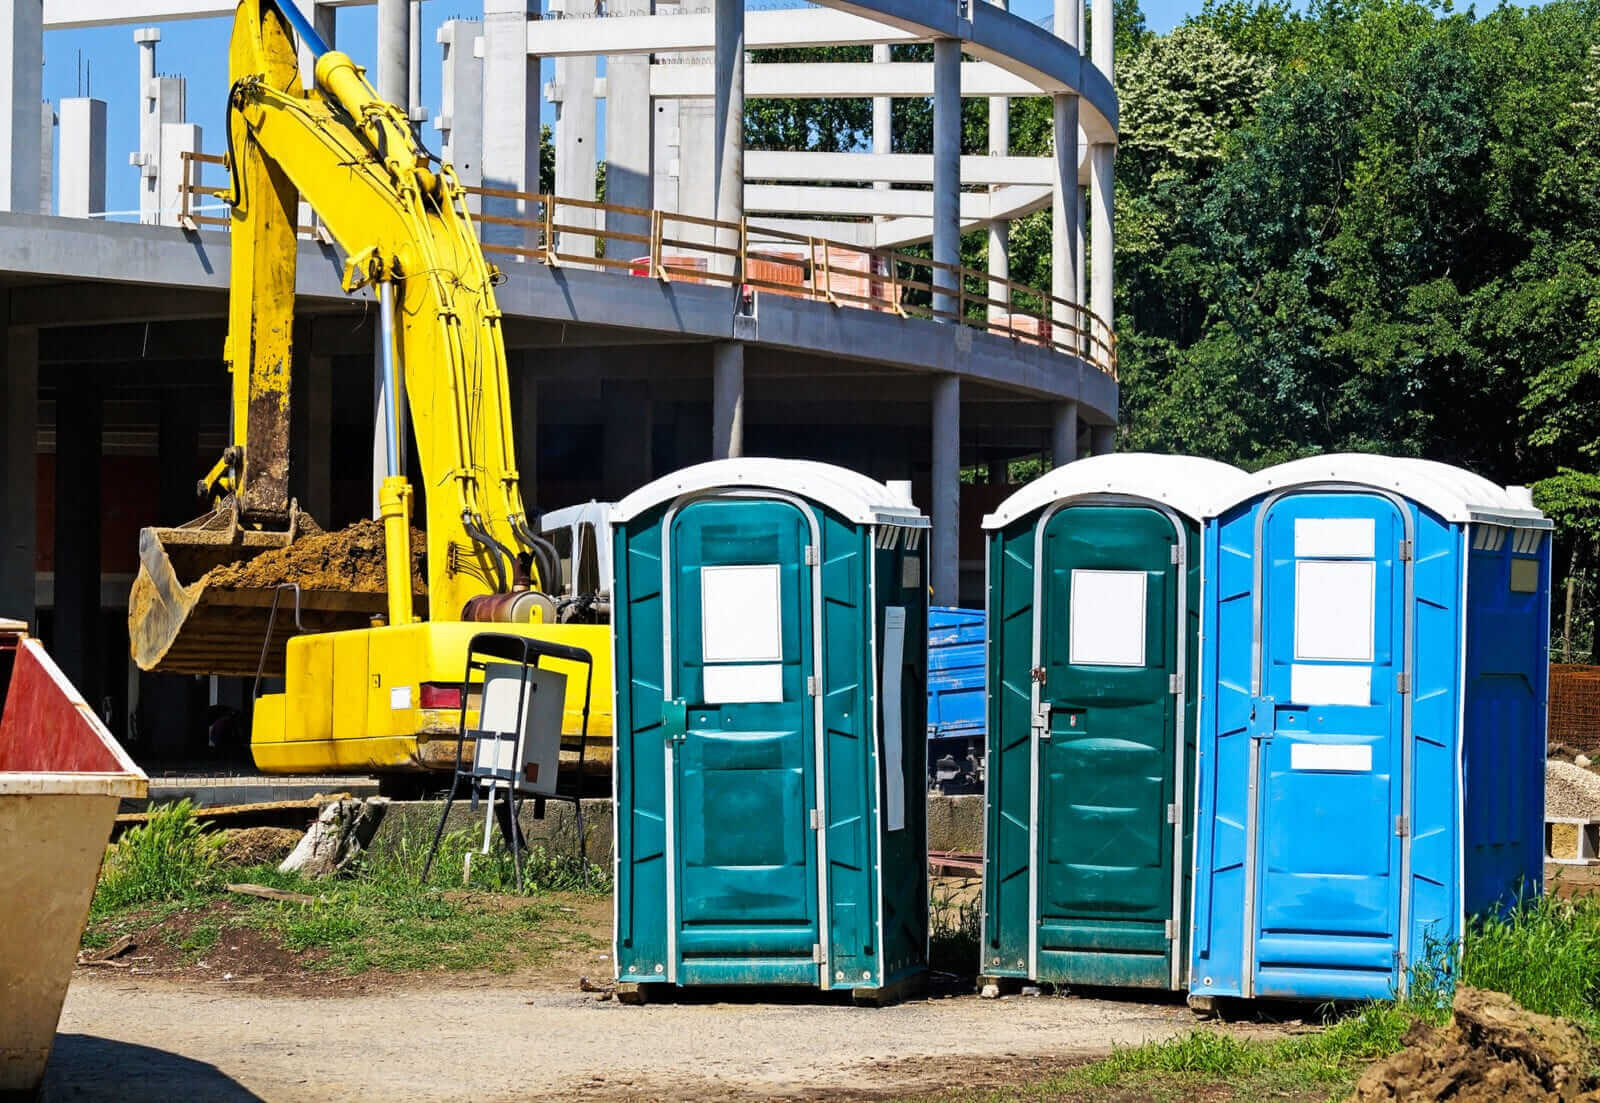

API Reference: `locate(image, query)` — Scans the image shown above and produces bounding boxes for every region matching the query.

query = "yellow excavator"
[128,0,610,787]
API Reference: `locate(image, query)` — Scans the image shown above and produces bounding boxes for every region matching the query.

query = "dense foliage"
[743,0,1600,654]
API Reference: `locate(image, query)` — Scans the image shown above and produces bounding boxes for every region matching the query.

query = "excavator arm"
[131,0,555,676]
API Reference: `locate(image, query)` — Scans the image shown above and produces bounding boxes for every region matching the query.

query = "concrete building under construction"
[0,0,1118,765]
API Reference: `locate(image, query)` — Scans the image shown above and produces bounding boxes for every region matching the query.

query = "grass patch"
[929,877,982,978]
[84,802,611,977]
[92,799,222,916]
[1459,892,1600,1032]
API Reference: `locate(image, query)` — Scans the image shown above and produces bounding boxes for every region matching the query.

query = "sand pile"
[203,520,426,594]
[1353,987,1598,1102]
[216,827,306,868]
[1548,760,1600,819]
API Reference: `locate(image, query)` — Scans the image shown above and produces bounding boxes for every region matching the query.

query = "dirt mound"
[1353,988,1599,1102]
[215,827,305,867]
[202,519,426,594]
[1549,760,1600,819]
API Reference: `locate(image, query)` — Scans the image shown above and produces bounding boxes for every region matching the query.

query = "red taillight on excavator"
[418,683,463,710]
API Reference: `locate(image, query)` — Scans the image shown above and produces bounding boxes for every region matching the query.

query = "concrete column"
[58,98,107,219]
[1051,400,1078,467]
[409,0,423,122]
[1052,96,1080,349]
[482,0,541,252]
[304,354,333,522]
[931,38,961,323]
[712,0,744,272]
[711,342,744,460]
[1,0,42,214]
[39,101,53,215]
[157,388,199,525]
[377,0,409,108]
[872,44,891,192]
[53,372,102,701]
[1076,183,1086,310]
[552,1,598,262]
[605,45,652,243]
[1090,142,1114,358]
[157,122,200,228]
[930,374,960,605]
[1092,0,1114,81]
[986,0,1009,320]
[1090,423,1115,455]
[133,31,186,225]
[653,0,683,215]
[0,315,38,626]
[436,19,484,205]
[513,354,538,503]
[293,1,336,89]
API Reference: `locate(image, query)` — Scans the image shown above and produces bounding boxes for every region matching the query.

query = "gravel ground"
[45,973,1198,1101]
[1546,760,1600,818]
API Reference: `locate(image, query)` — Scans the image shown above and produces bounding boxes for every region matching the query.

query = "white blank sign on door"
[1069,569,1148,667]
[701,564,782,663]
[1294,560,1375,662]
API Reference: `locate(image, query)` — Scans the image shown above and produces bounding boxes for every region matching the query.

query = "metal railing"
[178,153,1116,378]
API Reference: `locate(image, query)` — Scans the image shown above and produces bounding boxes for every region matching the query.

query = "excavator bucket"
[129,506,399,679]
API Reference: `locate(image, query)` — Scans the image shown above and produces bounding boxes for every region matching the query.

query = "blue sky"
[42,0,1196,218]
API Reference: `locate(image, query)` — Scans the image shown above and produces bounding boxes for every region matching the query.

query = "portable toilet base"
[979,455,1247,992]
[609,460,930,1000]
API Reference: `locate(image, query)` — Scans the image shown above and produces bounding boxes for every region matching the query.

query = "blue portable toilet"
[1190,455,1551,1005]
[928,607,986,789]
[608,459,931,1001]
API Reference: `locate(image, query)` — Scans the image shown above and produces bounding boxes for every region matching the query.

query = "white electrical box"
[472,662,568,798]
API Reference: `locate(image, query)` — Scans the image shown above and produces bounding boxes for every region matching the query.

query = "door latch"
[1394,815,1409,838]
[1032,701,1052,742]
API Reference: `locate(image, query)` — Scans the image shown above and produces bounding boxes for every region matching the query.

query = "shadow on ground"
[42,1035,263,1102]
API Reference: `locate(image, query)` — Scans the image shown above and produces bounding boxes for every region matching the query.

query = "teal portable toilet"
[609,459,931,1001]
[980,454,1248,991]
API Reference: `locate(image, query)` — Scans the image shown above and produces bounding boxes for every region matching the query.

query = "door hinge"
[1396,672,1411,695]
[1170,543,1183,565]
[812,943,825,964]
[804,545,819,566]
[809,808,821,830]
[1164,918,1177,940]
[806,675,820,697]
[1398,539,1413,563]
[1166,803,1179,825]
[1169,673,1183,696]
[1395,815,1409,838]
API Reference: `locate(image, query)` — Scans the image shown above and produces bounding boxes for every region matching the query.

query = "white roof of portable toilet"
[610,458,930,528]
[981,453,1250,529]
[1211,453,1552,529]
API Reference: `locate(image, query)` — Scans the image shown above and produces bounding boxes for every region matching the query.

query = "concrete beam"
[2,0,43,214]
[527,9,913,57]
[744,151,1064,188]
[744,183,1051,221]
[0,213,1117,415]
[648,60,1035,101]
[43,0,382,28]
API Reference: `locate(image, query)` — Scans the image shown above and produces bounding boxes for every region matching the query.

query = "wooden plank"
[225,883,317,905]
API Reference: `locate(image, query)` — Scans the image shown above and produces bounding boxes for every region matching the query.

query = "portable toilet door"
[979,454,1248,991]
[609,459,930,997]
[1190,455,1552,1005]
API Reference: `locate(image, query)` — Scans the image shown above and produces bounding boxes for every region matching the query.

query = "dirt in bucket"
[202,519,427,594]
[1352,987,1600,1102]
